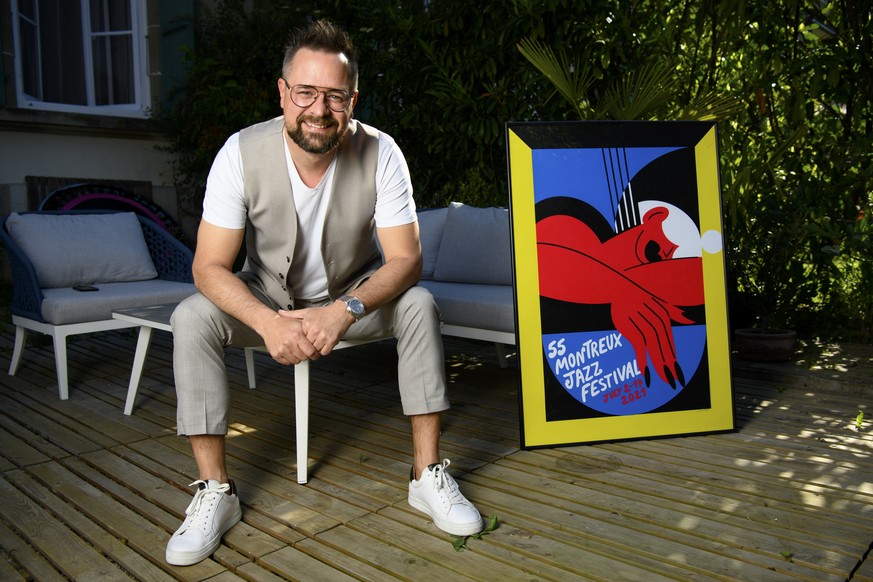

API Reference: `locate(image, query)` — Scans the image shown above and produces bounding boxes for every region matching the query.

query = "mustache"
[299,114,337,128]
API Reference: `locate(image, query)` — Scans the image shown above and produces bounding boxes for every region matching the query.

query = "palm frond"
[517,37,596,119]
[676,91,746,121]
[596,63,675,120]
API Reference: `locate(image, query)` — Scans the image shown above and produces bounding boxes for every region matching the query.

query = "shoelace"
[183,480,231,531]
[430,460,468,507]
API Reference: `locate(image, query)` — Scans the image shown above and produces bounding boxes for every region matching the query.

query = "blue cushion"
[5,212,158,289]
[40,281,196,324]
[417,207,449,280]
[432,203,512,285]
[419,280,515,333]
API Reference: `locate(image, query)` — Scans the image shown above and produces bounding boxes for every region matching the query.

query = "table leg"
[124,326,154,415]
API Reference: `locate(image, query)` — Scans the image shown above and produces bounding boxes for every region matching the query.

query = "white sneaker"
[408,459,483,536]
[166,479,242,566]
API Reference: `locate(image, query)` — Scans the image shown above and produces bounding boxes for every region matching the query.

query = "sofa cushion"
[419,280,515,333]
[5,212,158,289]
[417,207,449,280]
[432,203,512,285]
[41,280,197,325]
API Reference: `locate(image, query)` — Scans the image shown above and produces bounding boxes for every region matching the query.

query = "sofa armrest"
[138,216,194,283]
[0,215,46,322]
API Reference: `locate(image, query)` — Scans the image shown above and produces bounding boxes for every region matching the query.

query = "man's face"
[278,48,358,155]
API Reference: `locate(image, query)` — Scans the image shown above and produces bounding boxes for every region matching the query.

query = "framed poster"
[506,121,734,448]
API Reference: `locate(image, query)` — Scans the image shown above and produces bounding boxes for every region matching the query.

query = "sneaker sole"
[165,506,242,566]
[408,495,483,537]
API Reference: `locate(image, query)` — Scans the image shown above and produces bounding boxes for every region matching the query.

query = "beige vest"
[237,117,381,309]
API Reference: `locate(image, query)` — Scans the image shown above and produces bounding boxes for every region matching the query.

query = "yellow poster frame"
[507,121,734,448]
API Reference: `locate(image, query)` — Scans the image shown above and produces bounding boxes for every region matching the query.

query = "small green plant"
[358,453,368,463]
[780,550,794,562]
[856,410,864,432]
[452,515,499,552]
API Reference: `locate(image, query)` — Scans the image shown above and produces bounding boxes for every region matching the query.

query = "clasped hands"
[262,302,353,365]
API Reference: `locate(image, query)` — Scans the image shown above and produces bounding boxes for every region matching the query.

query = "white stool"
[113,303,376,485]
[245,340,379,484]
[244,340,374,484]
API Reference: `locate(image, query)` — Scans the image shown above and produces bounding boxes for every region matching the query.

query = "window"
[12,0,149,118]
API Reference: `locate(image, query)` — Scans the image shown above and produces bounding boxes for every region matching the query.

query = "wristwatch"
[340,294,366,321]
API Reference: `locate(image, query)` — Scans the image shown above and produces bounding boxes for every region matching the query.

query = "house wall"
[0,0,193,215]
[0,0,196,286]
[0,129,176,215]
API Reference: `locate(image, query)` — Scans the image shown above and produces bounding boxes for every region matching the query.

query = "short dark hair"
[283,19,359,91]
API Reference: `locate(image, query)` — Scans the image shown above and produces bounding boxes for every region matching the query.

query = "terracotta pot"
[733,328,798,362]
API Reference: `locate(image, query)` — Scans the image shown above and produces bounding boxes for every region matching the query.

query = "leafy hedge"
[159,0,872,340]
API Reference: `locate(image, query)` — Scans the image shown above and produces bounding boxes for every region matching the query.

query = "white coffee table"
[112,303,178,416]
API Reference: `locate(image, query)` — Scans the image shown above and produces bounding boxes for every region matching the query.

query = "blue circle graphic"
[542,325,706,415]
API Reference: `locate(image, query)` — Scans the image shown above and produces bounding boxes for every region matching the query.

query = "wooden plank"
[626,435,873,503]
[256,545,361,582]
[0,387,99,457]
[149,433,360,537]
[377,503,677,582]
[0,472,134,580]
[350,509,593,582]
[109,439,307,546]
[72,450,292,564]
[5,468,176,582]
[0,425,52,468]
[0,550,28,581]
[853,551,873,582]
[461,474,827,581]
[0,378,116,452]
[0,515,67,582]
[234,561,290,582]
[21,460,227,581]
[474,456,852,579]
[224,432,406,511]
[0,326,869,581]
[507,445,869,565]
[311,524,466,581]
[294,537,407,581]
[590,441,873,534]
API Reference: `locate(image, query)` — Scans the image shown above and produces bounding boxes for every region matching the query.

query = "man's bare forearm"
[194,264,280,337]
[345,255,421,312]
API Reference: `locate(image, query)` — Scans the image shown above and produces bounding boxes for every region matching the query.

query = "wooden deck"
[0,324,870,581]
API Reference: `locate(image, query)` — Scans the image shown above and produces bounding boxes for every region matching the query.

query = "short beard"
[287,117,344,154]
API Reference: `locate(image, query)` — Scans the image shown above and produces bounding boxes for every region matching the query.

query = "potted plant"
[726,167,817,361]
[729,213,802,362]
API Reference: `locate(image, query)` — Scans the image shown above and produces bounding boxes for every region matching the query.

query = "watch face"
[347,298,365,317]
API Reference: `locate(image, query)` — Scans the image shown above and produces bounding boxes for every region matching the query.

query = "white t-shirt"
[202,122,416,300]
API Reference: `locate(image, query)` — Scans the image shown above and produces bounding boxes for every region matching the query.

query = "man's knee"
[171,293,200,325]
[171,293,227,344]
[397,285,440,319]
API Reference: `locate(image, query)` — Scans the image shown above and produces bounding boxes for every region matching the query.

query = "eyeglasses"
[283,80,353,112]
